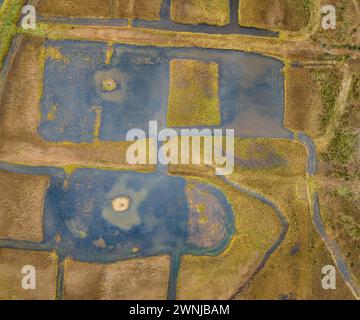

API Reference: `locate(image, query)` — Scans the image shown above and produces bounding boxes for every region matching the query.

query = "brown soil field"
[63,255,170,300]
[0,249,57,300]
[0,170,49,242]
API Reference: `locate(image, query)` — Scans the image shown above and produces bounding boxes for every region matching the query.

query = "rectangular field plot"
[63,256,170,300]
[167,59,221,127]
[238,0,311,32]
[171,0,230,26]
[36,0,163,21]
[0,170,49,242]
[0,249,57,300]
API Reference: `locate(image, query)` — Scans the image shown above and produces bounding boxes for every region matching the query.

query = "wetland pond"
[39,40,291,143]
[1,38,293,297]
[36,40,291,263]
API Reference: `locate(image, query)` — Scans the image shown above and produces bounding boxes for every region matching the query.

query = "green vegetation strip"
[313,69,342,132]
[0,0,25,69]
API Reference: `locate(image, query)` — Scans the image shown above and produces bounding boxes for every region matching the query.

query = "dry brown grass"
[284,65,323,137]
[36,0,110,18]
[228,139,354,299]
[0,170,49,242]
[172,138,354,299]
[317,177,360,284]
[176,180,282,300]
[116,0,163,21]
[0,249,57,300]
[33,22,328,62]
[63,255,170,300]
[35,0,162,20]
[239,0,311,32]
[312,0,360,47]
[171,0,230,26]
[233,175,353,300]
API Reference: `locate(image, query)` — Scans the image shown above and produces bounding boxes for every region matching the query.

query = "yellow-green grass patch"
[0,0,25,69]
[171,137,354,299]
[36,0,111,19]
[284,65,323,138]
[167,59,221,127]
[228,165,354,299]
[238,0,311,32]
[171,0,230,26]
[174,174,283,300]
[234,138,308,178]
[232,175,354,299]
[116,0,163,21]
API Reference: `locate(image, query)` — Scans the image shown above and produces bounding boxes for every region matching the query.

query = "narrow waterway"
[298,133,360,298]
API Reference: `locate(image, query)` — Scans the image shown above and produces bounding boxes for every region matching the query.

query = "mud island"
[112,196,131,212]
[102,79,118,92]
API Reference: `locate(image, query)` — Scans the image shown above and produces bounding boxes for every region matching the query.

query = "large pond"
[43,169,235,262]
[0,162,234,263]
[39,40,291,143]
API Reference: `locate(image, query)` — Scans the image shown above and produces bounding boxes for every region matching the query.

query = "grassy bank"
[0,0,24,69]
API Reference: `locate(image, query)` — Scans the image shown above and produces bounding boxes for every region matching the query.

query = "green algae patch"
[167,59,221,127]
[171,0,230,26]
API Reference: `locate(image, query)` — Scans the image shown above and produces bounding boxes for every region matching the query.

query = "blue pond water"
[39,40,291,142]
[41,169,234,262]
